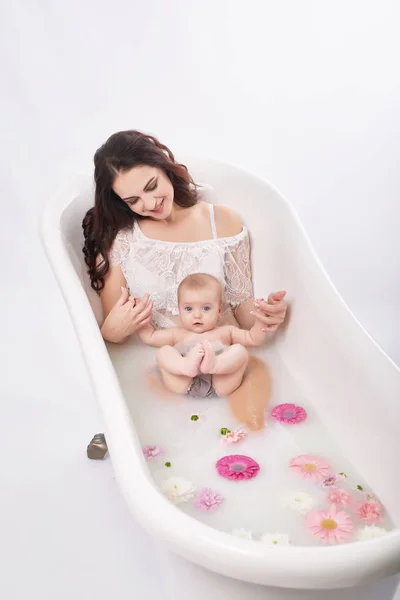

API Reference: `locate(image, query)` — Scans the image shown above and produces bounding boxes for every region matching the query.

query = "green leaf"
[165,462,171,467]
[220,427,231,435]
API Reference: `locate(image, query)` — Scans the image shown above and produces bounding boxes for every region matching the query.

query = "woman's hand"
[100,287,154,343]
[250,290,287,333]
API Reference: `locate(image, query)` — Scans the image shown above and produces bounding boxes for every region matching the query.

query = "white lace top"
[108,202,253,329]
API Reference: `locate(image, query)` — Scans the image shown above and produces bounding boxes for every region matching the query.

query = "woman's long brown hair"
[82,130,198,291]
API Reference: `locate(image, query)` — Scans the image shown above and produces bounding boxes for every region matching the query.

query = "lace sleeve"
[108,229,131,266]
[223,230,253,308]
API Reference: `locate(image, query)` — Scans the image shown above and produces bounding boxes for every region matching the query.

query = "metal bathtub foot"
[87,433,108,459]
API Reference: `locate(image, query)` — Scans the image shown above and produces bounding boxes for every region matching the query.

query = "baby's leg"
[156,344,204,395]
[201,342,249,397]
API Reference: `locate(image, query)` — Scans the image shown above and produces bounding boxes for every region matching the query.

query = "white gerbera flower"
[232,528,253,540]
[282,491,315,514]
[357,526,388,541]
[160,477,196,504]
[260,532,290,546]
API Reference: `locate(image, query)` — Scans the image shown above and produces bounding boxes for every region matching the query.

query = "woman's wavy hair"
[82,130,198,291]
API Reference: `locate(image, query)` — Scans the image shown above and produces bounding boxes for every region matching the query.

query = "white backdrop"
[1,1,399,599]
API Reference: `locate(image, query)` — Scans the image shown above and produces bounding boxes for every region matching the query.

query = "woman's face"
[112,165,174,219]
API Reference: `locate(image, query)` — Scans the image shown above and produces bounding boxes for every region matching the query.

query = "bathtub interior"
[59,159,400,547]
[106,334,395,546]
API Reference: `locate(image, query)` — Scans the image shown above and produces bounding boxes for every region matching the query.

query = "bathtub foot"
[87,433,108,459]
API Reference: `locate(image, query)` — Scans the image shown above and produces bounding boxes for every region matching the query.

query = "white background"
[1,1,399,599]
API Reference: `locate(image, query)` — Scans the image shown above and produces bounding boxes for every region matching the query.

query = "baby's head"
[177,273,223,333]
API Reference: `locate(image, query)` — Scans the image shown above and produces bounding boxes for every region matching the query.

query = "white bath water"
[109,340,394,546]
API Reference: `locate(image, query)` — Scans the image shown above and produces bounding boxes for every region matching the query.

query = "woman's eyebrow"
[121,176,157,201]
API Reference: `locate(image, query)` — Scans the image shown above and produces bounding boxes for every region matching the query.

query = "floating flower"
[142,445,164,460]
[195,488,224,511]
[305,505,354,544]
[260,532,290,545]
[160,477,196,504]
[327,488,353,507]
[356,526,388,541]
[232,528,253,540]
[320,474,340,488]
[270,403,307,424]
[289,455,331,481]
[216,455,260,481]
[222,429,247,445]
[282,491,315,514]
[356,501,382,525]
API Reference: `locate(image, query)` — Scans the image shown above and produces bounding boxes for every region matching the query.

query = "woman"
[83,130,287,429]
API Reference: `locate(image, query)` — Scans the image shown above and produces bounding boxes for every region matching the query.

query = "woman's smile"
[150,198,165,214]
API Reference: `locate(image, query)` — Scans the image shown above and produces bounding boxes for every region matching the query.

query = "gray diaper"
[187,373,215,398]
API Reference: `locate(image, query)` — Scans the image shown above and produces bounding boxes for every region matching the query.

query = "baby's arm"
[228,318,266,348]
[137,324,182,348]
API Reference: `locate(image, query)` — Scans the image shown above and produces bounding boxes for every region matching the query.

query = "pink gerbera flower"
[356,502,382,525]
[222,429,247,445]
[216,455,260,481]
[305,505,354,544]
[270,403,307,424]
[289,455,331,481]
[142,445,164,460]
[194,488,224,511]
[327,488,353,508]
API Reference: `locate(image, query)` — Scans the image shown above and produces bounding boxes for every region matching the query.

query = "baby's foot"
[182,343,205,377]
[200,341,217,374]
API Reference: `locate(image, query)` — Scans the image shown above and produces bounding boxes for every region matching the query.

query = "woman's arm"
[99,264,128,319]
[215,206,287,332]
[99,266,153,343]
[237,292,287,333]
[216,206,255,325]
[234,299,257,330]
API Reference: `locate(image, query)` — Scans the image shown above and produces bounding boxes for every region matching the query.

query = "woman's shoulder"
[213,204,244,237]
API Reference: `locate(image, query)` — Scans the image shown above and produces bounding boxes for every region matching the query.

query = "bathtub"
[40,158,400,599]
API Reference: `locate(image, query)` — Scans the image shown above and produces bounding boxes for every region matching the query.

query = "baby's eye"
[203,306,211,311]
[185,306,192,312]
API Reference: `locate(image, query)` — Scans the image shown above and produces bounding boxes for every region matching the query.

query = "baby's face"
[178,285,221,333]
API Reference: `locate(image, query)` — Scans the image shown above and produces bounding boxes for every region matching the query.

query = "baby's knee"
[156,344,174,361]
[213,375,244,397]
[231,344,249,362]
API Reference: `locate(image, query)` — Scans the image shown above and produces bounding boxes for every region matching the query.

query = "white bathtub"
[40,158,400,599]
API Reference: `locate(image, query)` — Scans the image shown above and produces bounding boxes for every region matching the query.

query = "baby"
[138,273,267,398]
